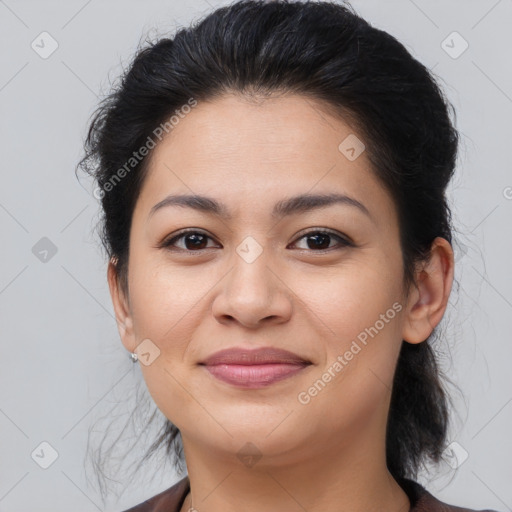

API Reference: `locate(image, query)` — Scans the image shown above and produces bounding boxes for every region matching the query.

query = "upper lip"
[200,347,311,366]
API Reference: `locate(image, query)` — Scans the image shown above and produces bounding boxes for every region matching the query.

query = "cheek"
[291,256,403,342]
[291,256,404,395]
[125,254,220,421]
[295,283,403,440]
[127,251,206,344]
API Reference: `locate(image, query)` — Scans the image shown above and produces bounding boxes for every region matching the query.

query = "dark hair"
[78,0,461,495]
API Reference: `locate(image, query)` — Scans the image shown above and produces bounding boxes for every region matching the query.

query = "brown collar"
[123,475,499,512]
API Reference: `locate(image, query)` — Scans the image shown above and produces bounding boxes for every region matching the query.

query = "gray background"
[0,0,511,510]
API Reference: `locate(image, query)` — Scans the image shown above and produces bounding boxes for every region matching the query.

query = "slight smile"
[199,347,313,389]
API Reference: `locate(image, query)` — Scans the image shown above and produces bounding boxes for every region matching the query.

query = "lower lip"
[202,363,310,388]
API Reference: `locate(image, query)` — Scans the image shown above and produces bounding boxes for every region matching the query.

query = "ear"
[401,237,454,344]
[107,258,137,353]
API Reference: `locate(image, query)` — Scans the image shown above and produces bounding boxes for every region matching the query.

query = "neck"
[179,422,410,512]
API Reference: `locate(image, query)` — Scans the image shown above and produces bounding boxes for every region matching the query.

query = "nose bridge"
[229,235,273,306]
[212,234,292,327]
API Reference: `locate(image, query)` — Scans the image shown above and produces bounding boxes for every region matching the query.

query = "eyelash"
[160,228,354,254]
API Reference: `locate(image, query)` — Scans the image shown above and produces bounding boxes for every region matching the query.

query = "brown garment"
[121,476,500,512]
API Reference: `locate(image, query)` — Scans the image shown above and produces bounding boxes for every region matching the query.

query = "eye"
[289,229,353,252]
[160,228,353,253]
[161,229,221,252]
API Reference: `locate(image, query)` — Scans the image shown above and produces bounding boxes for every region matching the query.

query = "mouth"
[199,347,312,389]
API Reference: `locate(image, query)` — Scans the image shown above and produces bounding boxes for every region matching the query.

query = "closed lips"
[198,347,312,388]
[199,347,311,366]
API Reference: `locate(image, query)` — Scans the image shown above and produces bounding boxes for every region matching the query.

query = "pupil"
[308,233,330,250]
[186,234,207,250]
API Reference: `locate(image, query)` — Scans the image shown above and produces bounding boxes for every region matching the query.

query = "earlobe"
[107,258,136,352]
[401,237,454,344]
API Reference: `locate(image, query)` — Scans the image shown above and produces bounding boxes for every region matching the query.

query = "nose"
[211,250,293,329]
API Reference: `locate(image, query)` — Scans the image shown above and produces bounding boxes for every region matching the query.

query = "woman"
[78,1,500,511]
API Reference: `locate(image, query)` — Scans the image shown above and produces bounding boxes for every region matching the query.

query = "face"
[109,93,427,466]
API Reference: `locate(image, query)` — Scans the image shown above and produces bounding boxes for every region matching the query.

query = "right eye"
[160,229,222,252]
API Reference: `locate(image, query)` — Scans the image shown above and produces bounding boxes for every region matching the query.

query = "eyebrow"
[148,192,372,221]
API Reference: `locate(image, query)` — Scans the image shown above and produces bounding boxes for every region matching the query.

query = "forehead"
[153,93,354,167]
[134,93,396,225]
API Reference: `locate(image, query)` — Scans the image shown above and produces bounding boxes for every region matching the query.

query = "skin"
[108,93,454,512]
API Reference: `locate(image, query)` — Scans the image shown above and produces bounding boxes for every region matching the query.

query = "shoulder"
[120,476,190,512]
[399,477,501,512]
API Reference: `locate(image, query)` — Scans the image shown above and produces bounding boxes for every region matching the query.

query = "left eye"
[290,230,353,251]
[161,229,353,252]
